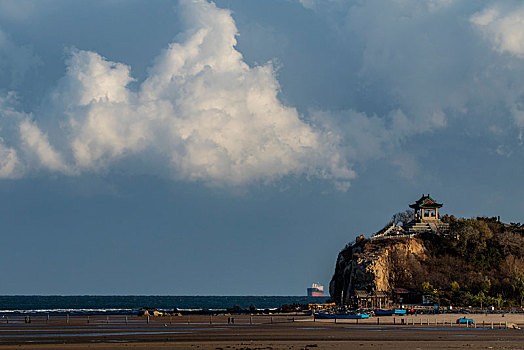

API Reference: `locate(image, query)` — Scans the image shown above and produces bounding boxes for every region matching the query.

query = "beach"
[0,313,523,349]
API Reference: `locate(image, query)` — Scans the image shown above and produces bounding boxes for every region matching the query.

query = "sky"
[0,0,523,295]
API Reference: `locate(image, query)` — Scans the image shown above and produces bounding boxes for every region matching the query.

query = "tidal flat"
[0,314,523,349]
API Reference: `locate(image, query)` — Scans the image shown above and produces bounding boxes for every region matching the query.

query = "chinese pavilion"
[409,194,443,220]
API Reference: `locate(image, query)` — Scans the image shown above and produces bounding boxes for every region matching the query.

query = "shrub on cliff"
[420,217,524,306]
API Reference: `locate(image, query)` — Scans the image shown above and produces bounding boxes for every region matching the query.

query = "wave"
[0,308,138,316]
[0,295,329,315]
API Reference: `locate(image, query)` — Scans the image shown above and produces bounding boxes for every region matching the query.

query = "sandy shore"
[0,314,522,349]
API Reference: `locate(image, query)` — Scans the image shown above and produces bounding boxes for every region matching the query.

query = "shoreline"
[2,305,522,317]
[0,314,522,349]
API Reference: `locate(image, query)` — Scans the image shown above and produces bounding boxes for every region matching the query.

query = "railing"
[0,314,299,326]
[370,233,418,240]
[312,315,521,329]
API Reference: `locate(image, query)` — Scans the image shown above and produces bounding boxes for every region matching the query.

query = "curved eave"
[409,203,443,209]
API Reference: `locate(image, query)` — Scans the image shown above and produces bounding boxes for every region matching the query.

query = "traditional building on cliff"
[409,194,442,219]
[372,194,448,239]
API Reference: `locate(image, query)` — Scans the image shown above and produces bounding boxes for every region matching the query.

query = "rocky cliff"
[329,235,429,305]
[329,217,524,308]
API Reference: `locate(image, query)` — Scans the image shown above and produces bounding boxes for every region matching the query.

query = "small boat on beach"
[314,312,370,320]
[374,309,407,316]
[456,317,474,325]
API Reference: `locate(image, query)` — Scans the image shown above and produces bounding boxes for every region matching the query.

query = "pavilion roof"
[409,194,442,209]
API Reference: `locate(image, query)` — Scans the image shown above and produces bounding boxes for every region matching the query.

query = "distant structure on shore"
[372,194,449,239]
[307,283,324,297]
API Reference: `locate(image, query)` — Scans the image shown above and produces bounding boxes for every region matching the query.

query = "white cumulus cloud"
[19,119,70,174]
[0,93,24,178]
[0,0,354,188]
[471,4,524,58]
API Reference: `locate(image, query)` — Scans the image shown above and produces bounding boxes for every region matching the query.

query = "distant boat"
[314,312,369,319]
[307,283,324,297]
[374,309,407,316]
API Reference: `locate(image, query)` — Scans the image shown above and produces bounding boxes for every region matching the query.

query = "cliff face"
[329,236,428,304]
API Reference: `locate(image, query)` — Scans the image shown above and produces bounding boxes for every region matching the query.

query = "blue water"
[0,296,329,315]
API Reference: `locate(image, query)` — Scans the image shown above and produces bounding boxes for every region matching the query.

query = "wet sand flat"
[0,314,522,349]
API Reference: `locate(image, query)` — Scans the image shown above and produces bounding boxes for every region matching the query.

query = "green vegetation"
[392,216,524,308]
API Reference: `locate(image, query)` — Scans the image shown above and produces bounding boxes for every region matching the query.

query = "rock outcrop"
[329,235,429,305]
[329,212,524,307]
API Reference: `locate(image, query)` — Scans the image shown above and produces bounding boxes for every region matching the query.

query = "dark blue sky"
[0,0,522,295]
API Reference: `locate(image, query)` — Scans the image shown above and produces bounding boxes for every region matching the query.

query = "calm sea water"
[0,296,329,315]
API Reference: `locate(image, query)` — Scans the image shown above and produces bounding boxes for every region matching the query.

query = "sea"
[0,296,329,316]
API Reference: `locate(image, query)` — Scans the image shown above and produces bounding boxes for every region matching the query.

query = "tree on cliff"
[423,217,524,306]
[386,209,415,227]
